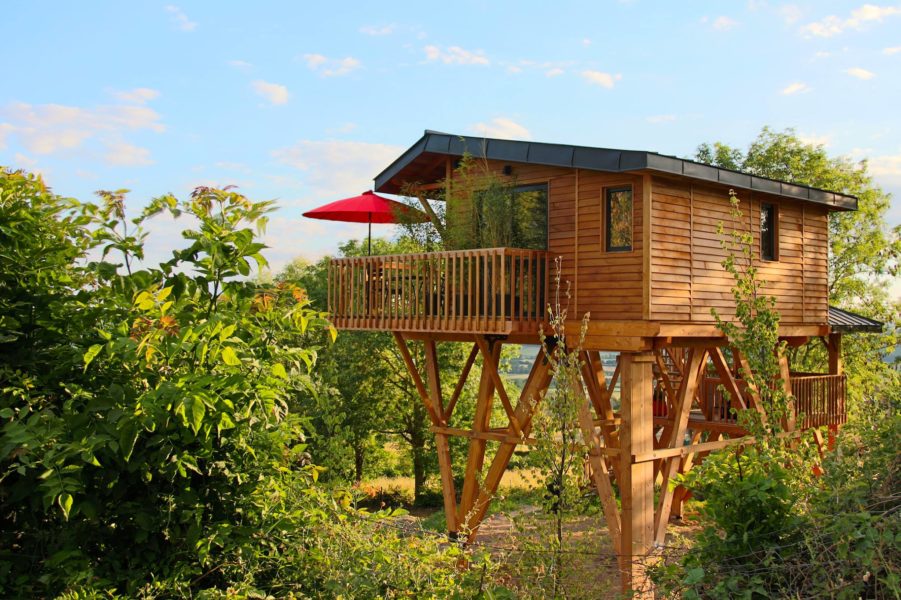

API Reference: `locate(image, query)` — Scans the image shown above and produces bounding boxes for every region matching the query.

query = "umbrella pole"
[368,214,372,256]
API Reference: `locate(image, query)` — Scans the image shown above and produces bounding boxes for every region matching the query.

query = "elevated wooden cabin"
[326,131,881,595]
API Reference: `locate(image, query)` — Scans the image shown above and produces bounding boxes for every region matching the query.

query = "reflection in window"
[605,187,633,252]
[472,183,548,250]
[761,202,777,261]
[511,184,548,250]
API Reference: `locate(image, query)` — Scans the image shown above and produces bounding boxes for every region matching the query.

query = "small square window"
[605,187,633,252]
[761,202,778,261]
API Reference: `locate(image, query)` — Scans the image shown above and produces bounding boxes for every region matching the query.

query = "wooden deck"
[697,373,846,430]
[328,247,548,335]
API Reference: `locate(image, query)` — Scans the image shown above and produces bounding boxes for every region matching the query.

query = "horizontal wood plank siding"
[649,175,829,325]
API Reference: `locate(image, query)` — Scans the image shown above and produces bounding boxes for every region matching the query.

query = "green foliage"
[696,126,900,417]
[518,257,593,598]
[713,190,791,434]
[0,170,497,598]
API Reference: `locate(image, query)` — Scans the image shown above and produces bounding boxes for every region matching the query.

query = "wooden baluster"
[500,250,502,327]
[483,252,489,331]
[468,251,474,332]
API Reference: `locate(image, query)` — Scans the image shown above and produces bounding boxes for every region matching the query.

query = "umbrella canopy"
[302,191,428,224]
[302,191,429,254]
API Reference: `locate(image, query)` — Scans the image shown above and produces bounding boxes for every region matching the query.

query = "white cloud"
[271,139,403,201]
[781,81,811,95]
[868,153,901,177]
[581,70,621,88]
[545,67,565,77]
[582,38,592,46]
[112,87,160,104]
[360,24,395,35]
[646,114,676,124]
[227,59,253,69]
[164,5,196,32]
[0,101,164,156]
[798,132,832,146]
[469,118,532,140]
[846,66,876,79]
[302,54,361,76]
[252,80,290,105]
[711,16,739,30]
[13,152,37,170]
[779,4,803,24]
[883,45,901,54]
[303,54,328,69]
[423,45,490,65]
[104,140,154,166]
[800,4,901,37]
[506,65,523,74]
[813,50,832,59]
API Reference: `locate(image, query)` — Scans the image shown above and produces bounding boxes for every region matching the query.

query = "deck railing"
[792,373,847,428]
[699,373,846,429]
[328,248,549,335]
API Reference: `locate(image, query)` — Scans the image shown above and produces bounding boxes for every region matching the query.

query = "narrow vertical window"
[761,202,777,261]
[605,187,633,252]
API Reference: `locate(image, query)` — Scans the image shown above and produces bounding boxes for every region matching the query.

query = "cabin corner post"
[618,350,656,598]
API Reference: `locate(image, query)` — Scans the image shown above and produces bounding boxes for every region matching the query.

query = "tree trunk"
[353,443,365,484]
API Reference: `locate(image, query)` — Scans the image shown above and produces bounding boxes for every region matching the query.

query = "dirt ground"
[397,504,702,599]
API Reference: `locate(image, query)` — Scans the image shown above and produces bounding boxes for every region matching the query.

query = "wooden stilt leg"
[458,338,497,526]
[654,348,706,544]
[576,388,623,561]
[424,340,460,535]
[619,351,656,598]
[464,352,553,540]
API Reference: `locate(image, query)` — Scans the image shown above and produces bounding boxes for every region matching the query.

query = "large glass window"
[605,187,633,252]
[761,202,777,261]
[471,183,548,250]
[511,184,548,250]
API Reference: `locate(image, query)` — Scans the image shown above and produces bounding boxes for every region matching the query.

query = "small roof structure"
[828,306,884,333]
[374,130,858,211]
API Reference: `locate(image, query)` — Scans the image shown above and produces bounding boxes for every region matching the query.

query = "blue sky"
[1,1,900,278]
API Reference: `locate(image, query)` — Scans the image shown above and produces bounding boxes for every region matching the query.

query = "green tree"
[0,171,506,597]
[695,127,900,415]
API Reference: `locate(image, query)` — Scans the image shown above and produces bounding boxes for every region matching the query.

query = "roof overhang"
[828,306,884,333]
[374,130,858,211]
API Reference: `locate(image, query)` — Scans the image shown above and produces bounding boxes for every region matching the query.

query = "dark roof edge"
[374,131,858,211]
[828,305,884,333]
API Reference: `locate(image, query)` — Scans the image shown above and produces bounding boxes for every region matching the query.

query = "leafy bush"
[0,171,498,598]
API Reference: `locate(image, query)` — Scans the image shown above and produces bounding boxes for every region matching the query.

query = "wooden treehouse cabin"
[325,131,882,595]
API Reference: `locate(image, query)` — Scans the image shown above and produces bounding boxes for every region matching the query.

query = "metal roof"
[828,306,883,333]
[374,130,858,211]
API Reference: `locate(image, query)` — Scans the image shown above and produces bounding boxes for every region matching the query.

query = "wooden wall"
[441,163,829,327]
[446,161,647,321]
[648,175,829,325]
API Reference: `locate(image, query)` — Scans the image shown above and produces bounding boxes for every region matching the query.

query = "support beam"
[576,386,623,561]
[445,343,478,421]
[392,332,444,426]
[459,339,498,523]
[709,347,747,411]
[463,350,553,540]
[423,340,459,535]
[618,351,656,597]
[826,333,843,376]
[474,336,522,436]
[778,353,796,432]
[654,348,706,544]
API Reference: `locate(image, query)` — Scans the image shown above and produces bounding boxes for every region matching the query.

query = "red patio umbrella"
[302,191,429,255]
